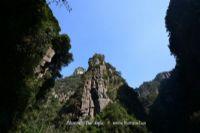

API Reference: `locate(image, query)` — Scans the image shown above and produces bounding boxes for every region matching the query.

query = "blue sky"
[50,0,175,88]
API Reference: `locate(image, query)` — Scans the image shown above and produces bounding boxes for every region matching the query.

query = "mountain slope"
[136,72,171,113]
[15,54,147,133]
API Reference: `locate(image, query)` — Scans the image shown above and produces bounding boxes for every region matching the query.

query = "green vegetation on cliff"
[1,0,72,132]
[14,54,147,133]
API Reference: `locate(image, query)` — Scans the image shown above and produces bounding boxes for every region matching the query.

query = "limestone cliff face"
[80,54,111,118]
[45,53,146,123]
[52,54,135,121]
[75,54,144,120]
[45,54,118,120]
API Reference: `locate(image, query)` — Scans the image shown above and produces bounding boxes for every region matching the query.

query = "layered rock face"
[80,54,110,118]
[137,72,171,98]
[154,72,171,81]
[136,72,171,112]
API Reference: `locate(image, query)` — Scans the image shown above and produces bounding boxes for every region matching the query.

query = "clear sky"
[50,0,175,88]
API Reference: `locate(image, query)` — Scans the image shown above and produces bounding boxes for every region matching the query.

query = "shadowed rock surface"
[136,72,171,113]
[149,0,200,132]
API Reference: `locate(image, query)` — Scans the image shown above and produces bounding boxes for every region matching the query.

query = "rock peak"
[73,67,85,76]
[81,54,109,118]
[154,71,171,81]
[88,54,105,69]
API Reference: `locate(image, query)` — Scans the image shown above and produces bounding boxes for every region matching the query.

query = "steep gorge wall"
[1,0,72,131]
[149,0,200,132]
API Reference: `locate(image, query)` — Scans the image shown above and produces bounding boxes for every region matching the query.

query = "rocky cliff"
[80,54,115,118]
[73,67,85,76]
[136,72,171,112]
[1,0,73,131]
[148,0,200,132]
[59,54,137,120]
[15,54,147,133]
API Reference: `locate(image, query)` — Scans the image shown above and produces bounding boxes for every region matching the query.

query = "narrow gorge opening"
[49,0,175,88]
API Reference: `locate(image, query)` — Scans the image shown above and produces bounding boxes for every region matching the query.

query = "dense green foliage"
[1,0,72,132]
[76,103,147,133]
[50,35,73,78]
[56,103,147,133]
[13,76,82,132]
[118,84,147,121]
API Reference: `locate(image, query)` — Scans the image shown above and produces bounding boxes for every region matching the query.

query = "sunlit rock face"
[78,54,145,120]
[73,67,85,76]
[34,47,55,78]
[50,53,127,121]
[80,54,111,118]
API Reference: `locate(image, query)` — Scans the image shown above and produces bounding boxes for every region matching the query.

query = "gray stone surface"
[80,54,110,118]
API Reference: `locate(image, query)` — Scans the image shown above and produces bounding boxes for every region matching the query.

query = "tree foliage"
[50,34,73,78]
[47,0,72,12]
[1,0,72,132]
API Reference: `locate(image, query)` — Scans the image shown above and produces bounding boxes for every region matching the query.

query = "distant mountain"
[135,72,171,113]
